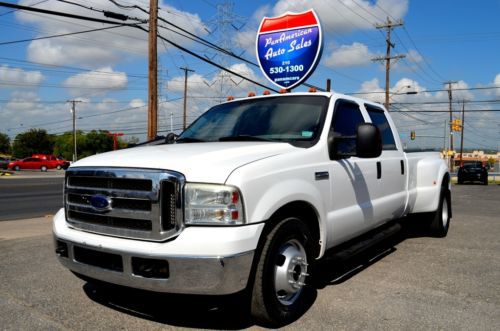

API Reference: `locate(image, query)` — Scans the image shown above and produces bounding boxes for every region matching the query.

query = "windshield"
[463,163,482,170]
[178,95,329,147]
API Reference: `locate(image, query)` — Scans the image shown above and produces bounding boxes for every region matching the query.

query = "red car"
[8,157,56,172]
[32,154,70,170]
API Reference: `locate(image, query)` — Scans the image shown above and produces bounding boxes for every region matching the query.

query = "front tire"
[41,165,48,172]
[429,188,451,237]
[56,165,62,170]
[250,218,315,327]
[13,165,20,171]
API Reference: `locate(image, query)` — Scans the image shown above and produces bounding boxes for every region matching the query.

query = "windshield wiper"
[219,135,274,142]
[175,137,206,143]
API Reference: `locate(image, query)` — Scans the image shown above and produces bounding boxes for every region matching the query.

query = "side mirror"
[356,123,382,158]
[165,132,178,144]
[328,123,382,159]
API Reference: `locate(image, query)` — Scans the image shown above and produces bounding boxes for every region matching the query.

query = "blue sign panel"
[256,9,323,90]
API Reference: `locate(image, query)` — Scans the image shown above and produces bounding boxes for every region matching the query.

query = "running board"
[325,222,402,262]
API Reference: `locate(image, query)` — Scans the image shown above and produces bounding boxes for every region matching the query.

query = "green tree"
[12,129,54,158]
[81,130,114,157]
[53,131,77,161]
[53,130,115,161]
[0,132,11,154]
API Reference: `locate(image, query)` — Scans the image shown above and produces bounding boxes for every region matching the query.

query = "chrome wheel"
[441,198,449,228]
[274,239,308,306]
[251,218,315,326]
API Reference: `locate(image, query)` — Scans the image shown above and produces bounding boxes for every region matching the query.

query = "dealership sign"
[256,9,323,90]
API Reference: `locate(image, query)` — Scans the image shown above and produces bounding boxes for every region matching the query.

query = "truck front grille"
[65,168,184,241]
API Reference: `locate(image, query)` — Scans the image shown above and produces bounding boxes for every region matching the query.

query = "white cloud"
[357,78,385,103]
[356,77,443,105]
[406,49,423,64]
[272,0,409,32]
[166,63,263,97]
[493,74,500,96]
[17,0,209,67]
[234,30,258,58]
[129,99,146,108]
[0,65,44,87]
[324,42,373,67]
[450,80,474,101]
[27,39,120,68]
[161,63,265,131]
[62,67,128,96]
[234,1,409,63]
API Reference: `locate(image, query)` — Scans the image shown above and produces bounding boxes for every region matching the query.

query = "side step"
[325,222,402,262]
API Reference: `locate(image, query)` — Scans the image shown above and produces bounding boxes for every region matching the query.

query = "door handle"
[377,161,382,179]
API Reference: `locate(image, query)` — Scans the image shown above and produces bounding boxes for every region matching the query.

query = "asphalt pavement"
[0,184,498,330]
[0,170,64,221]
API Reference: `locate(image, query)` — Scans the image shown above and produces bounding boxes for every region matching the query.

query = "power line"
[402,26,447,82]
[0,56,147,78]
[55,0,146,22]
[0,1,140,26]
[0,1,281,93]
[348,85,500,95]
[107,0,324,92]
[148,27,279,92]
[0,0,48,17]
[393,99,500,105]
[0,24,129,46]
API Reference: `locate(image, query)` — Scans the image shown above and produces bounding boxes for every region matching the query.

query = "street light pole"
[68,100,82,162]
[72,102,76,162]
[180,66,194,130]
[445,81,457,171]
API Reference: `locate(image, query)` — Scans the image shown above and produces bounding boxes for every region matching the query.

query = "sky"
[0,0,499,151]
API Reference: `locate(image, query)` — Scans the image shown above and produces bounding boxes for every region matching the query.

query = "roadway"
[0,172,64,221]
[0,183,498,330]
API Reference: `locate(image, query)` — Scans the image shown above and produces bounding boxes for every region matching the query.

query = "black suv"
[457,161,488,185]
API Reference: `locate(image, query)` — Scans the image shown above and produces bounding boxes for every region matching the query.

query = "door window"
[331,100,365,155]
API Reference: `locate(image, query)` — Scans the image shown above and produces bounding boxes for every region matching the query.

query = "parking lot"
[0,184,498,330]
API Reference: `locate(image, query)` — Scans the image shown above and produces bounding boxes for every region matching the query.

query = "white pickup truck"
[53,91,451,326]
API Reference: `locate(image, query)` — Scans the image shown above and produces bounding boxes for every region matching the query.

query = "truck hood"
[71,142,297,183]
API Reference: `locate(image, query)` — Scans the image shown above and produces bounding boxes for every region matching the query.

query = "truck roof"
[223,91,387,111]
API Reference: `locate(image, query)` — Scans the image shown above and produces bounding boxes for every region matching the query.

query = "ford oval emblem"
[89,194,111,211]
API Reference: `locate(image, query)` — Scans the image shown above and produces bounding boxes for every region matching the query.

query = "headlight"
[185,183,245,225]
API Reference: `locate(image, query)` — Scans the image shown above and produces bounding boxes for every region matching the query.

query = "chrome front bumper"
[55,238,254,295]
[53,209,263,295]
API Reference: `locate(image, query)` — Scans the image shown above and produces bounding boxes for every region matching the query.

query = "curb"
[0,171,14,176]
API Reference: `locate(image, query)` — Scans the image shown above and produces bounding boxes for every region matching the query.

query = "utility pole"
[459,101,465,166]
[445,81,458,170]
[180,66,194,130]
[147,0,158,141]
[68,100,82,163]
[372,17,405,111]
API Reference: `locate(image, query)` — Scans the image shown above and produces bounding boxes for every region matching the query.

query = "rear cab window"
[364,104,397,150]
